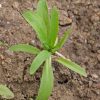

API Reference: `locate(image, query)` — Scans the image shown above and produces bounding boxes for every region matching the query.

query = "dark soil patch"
[0,0,100,100]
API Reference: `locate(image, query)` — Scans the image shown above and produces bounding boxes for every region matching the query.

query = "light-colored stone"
[92,73,99,79]
[12,2,19,9]
[97,50,100,53]
[0,4,2,8]
[91,14,99,22]
[60,10,72,25]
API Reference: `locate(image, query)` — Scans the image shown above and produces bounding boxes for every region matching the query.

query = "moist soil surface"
[0,0,100,100]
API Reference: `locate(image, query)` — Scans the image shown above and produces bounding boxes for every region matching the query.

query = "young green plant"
[9,0,87,100]
[0,44,14,99]
[0,84,14,99]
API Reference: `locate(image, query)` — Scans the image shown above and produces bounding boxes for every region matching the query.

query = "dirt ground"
[0,0,100,100]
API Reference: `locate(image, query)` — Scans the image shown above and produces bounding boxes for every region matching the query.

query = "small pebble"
[92,89,100,95]
[5,58,11,63]
[0,4,2,8]
[7,21,10,24]
[12,2,19,9]
[91,74,99,79]
[91,14,99,22]
[0,54,4,60]
[2,61,5,65]
[96,90,100,95]
[60,10,72,25]
[97,50,100,53]
[31,40,35,45]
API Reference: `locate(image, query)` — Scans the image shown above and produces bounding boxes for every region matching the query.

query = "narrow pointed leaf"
[0,85,14,99]
[30,50,51,75]
[36,57,54,100]
[57,57,87,77]
[9,44,40,55]
[22,11,47,44]
[48,7,59,48]
[52,28,72,52]
[37,0,50,34]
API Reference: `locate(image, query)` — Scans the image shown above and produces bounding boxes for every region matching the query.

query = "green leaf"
[22,10,47,45]
[57,57,87,77]
[37,0,50,34]
[0,84,14,99]
[36,57,54,100]
[52,28,72,52]
[47,7,59,48]
[9,44,40,55]
[30,50,51,75]
[0,41,3,45]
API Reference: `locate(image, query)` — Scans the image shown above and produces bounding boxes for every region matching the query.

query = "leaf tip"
[29,70,33,75]
[83,71,87,77]
[29,67,35,75]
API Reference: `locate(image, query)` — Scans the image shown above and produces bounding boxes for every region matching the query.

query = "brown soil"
[0,0,100,100]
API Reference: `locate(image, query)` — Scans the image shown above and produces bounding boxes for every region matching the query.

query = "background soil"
[0,0,100,100]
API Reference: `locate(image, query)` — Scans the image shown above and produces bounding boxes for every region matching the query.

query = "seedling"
[0,84,14,99]
[9,0,87,99]
[0,46,14,99]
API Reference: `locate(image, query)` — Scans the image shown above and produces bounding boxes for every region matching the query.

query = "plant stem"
[55,52,66,59]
